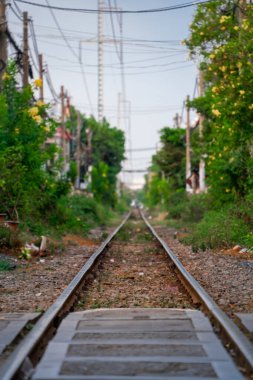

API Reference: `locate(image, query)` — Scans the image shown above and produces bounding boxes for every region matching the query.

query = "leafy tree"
[144,127,186,207]
[184,0,253,202]
[153,127,186,189]
[0,62,64,219]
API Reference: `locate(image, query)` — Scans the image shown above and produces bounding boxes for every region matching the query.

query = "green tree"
[0,62,63,219]
[185,0,253,202]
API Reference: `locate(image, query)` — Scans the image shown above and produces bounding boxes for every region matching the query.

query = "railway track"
[0,209,252,380]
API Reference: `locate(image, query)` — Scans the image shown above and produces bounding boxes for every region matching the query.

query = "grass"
[0,259,13,271]
[181,207,250,251]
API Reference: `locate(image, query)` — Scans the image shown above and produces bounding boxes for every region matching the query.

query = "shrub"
[183,207,250,251]
[0,225,22,248]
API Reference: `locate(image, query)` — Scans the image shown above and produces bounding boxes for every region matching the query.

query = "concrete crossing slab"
[32,308,244,380]
[0,313,40,354]
[236,313,253,332]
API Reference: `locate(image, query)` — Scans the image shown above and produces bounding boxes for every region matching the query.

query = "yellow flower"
[219,15,230,23]
[220,176,224,180]
[234,26,239,31]
[209,54,215,59]
[33,115,42,124]
[219,153,222,157]
[239,90,245,95]
[34,78,42,88]
[242,20,249,30]
[221,26,226,31]
[42,125,50,133]
[212,109,221,117]
[15,128,19,134]
[212,86,219,94]
[36,100,45,107]
[28,107,39,117]
[2,72,10,80]
[225,189,231,193]
[220,66,226,72]
[249,104,253,110]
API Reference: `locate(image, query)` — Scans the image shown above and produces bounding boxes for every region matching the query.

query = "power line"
[9,4,23,21]
[45,0,94,114]
[108,0,120,60]
[15,0,212,14]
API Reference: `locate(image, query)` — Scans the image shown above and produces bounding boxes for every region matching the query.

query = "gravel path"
[76,218,193,310]
[0,237,100,313]
[153,225,253,332]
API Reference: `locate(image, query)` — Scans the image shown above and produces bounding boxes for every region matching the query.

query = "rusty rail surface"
[141,209,253,374]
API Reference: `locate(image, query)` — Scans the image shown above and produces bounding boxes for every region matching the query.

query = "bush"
[183,207,250,251]
[167,191,210,223]
[0,226,22,248]
[47,194,112,234]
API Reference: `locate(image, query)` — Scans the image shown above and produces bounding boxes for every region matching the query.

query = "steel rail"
[141,210,253,373]
[0,211,131,380]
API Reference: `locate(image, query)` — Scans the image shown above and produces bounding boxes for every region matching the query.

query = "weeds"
[0,259,13,271]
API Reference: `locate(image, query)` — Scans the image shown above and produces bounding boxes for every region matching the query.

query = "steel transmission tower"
[98,0,103,122]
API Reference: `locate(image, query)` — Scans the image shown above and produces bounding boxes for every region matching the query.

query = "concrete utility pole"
[60,85,67,172]
[39,53,44,101]
[186,95,191,192]
[76,111,81,189]
[173,113,180,128]
[0,0,7,85]
[199,70,206,193]
[23,11,29,87]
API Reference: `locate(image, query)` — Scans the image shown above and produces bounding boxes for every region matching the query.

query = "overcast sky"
[8,0,199,188]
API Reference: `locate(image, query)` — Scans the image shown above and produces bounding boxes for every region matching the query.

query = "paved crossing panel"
[32,308,244,380]
[0,313,40,355]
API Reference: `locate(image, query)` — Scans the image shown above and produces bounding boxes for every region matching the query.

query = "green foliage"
[183,207,250,251]
[0,62,63,220]
[152,127,186,189]
[143,127,186,209]
[0,225,21,248]
[144,174,171,209]
[166,191,210,223]
[185,0,253,202]
[67,161,78,185]
[48,194,112,234]
[0,259,13,271]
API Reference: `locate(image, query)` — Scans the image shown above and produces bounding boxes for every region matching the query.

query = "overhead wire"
[44,0,94,114]
[15,0,212,14]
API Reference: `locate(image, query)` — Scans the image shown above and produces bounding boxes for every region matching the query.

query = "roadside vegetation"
[141,0,253,251]
[0,62,129,255]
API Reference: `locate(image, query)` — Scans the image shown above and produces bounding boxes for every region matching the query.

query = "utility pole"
[173,113,180,128]
[199,70,206,193]
[76,111,81,189]
[117,92,122,129]
[60,85,66,173]
[186,95,191,192]
[23,11,29,87]
[0,0,7,85]
[38,53,44,101]
[97,0,103,122]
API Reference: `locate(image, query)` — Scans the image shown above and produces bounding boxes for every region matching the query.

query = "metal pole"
[39,53,44,101]
[186,95,191,192]
[60,85,66,173]
[23,11,29,87]
[199,70,206,193]
[76,111,81,189]
[0,0,7,85]
[97,0,103,122]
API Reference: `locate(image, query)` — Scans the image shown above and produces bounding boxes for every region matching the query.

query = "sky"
[8,0,199,189]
